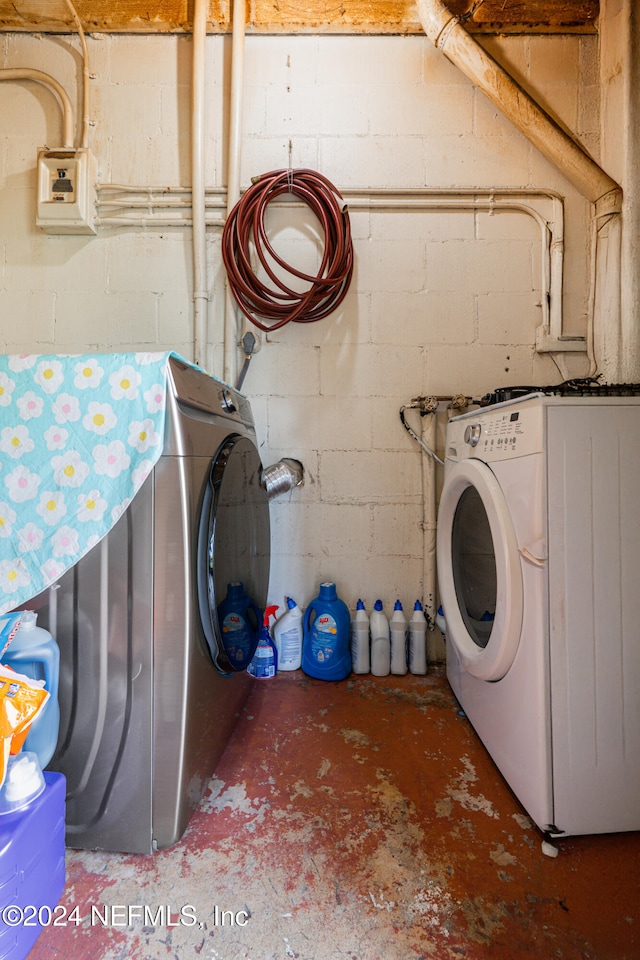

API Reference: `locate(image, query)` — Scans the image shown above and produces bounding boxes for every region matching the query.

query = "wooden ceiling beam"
[0,0,599,35]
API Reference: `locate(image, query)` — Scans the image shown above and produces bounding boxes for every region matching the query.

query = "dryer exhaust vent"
[261,459,304,499]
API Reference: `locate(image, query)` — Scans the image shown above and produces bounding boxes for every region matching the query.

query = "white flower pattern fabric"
[0,351,197,615]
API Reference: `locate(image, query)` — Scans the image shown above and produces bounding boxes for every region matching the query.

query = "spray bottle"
[247,605,279,679]
[390,600,408,675]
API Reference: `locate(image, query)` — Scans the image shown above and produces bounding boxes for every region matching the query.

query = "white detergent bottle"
[390,600,408,675]
[370,600,390,677]
[409,600,428,675]
[273,597,304,671]
[351,599,370,674]
[2,611,60,769]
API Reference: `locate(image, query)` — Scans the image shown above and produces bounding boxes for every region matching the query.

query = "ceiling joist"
[0,0,599,35]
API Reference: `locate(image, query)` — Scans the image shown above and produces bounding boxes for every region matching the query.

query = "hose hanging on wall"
[222,168,354,332]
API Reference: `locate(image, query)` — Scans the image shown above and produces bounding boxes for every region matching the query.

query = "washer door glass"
[197,434,270,674]
[436,458,523,681]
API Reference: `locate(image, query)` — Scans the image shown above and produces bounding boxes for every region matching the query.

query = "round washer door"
[437,458,523,681]
[197,433,270,674]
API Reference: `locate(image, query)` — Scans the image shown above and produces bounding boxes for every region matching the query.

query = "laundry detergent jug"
[217,581,262,670]
[302,582,351,681]
[1,611,60,769]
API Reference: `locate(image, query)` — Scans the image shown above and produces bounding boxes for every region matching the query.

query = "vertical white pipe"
[593,213,623,380]
[192,0,209,369]
[224,0,247,387]
[548,197,565,341]
[421,412,438,632]
[618,3,640,382]
[63,0,90,148]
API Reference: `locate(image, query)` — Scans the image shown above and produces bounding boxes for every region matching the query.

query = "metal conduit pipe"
[417,0,622,217]
[95,218,227,228]
[63,0,91,149]
[96,187,563,341]
[420,406,439,634]
[192,0,209,369]
[0,69,74,147]
[224,0,248,388]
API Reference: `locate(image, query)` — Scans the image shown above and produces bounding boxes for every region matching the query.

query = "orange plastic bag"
[0,665,49,788]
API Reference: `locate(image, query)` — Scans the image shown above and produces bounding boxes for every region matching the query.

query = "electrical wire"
[63,0,91,148]
[221,168,354,332]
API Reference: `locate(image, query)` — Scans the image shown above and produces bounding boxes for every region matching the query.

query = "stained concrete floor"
[30,668,639,960]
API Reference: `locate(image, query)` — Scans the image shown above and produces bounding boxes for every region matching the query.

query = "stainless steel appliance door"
[152,433,270,849]
[197,434,270,673]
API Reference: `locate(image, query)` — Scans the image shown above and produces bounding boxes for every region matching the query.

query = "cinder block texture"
[0,31,598,619]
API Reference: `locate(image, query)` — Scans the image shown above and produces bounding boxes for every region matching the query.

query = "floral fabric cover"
[0,351,190,615]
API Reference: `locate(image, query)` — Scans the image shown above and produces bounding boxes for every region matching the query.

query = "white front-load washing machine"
[437,393,640,837]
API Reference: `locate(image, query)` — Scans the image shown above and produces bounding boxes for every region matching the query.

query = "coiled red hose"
[222,168,354,332]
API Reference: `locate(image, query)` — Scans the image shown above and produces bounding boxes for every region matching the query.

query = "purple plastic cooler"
[0,772,66,960]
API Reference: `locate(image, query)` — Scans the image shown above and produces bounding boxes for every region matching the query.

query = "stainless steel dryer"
[41,356,270,853]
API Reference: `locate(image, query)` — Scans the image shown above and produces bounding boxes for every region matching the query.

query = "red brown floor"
[30,668,639,959]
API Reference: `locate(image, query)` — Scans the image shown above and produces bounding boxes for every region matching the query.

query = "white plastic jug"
[1,612,60,769]
[409,600,428,675]
[273,597,303,671]
[369,600,390,677]
[390,600,408,675]
[350,599,370,674]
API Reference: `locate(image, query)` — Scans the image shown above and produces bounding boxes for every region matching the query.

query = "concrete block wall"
[0,30,598,624]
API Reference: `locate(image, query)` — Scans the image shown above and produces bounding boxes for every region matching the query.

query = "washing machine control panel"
[449,398,544,462]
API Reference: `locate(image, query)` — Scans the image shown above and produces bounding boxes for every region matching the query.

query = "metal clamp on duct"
[261,459,304,499]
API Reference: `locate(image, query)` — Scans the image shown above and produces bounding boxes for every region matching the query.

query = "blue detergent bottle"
[302,582,351,681]
[1,611,60,769]
[247,605,279,679]
[217,581,262,670]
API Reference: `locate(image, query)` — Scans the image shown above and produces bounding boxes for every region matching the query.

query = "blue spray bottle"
[247,605,279,679]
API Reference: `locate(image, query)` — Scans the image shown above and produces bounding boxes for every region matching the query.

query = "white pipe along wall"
[63,0,90,149]
[0,70,75,147]
[192,0,209,370]
[417,0,621,213]
[224,0,248,387]
[417,0,624,377]
[0,26,606,610]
